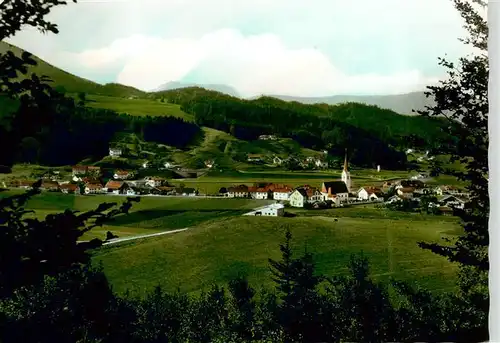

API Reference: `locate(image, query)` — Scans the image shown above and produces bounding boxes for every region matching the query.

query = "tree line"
[0,91,201,167]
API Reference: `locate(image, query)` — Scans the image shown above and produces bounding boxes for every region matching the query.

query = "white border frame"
[489,0,499,340]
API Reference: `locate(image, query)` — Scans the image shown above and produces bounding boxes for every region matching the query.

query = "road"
[102,228,189,246]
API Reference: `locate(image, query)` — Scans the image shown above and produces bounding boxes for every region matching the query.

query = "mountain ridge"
[2,41,433,115]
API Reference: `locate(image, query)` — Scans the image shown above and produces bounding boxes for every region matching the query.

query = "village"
[3,148,470,218]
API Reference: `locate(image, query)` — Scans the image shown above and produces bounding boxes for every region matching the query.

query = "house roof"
[115,170,130,175]
[105,180,125,190]
[87,166,101,171]
[228,185,249,192]
[247,154,263,158]
[85,183,103,189]
[323,181,348,194]
[273,186,293,193]
[41,181,59,188]
[60,183,78,191]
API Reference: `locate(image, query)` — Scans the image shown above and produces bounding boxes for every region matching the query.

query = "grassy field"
[1,189,461,297]
[92,207,461,297]
[84,95,193,120]
[0,191,273,240]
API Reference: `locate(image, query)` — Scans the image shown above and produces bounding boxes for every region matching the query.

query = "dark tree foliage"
[417,0,488,271]
[0,181,140,298]
[154,87,455,169]
[414,0,488,340]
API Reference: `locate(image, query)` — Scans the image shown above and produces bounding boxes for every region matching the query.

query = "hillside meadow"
[92,209,461,297]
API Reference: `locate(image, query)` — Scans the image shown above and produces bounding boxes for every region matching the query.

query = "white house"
[273,187,293,201]
[289,189,307,208]
[142,161,149,169]
[406,149,414,154]
[145,177,165,188]
[104,180,127,195]
[227,185,249,198]
[251,187,271,200]
[109,147,122,157]
[244,203,285,217]
[84,183,104,195]
[164,161,175,169]
[288,188,322,207]
[357,187,383,201]
[114,170,133,180]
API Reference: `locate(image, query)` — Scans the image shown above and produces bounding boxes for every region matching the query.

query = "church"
[320,150,351,204]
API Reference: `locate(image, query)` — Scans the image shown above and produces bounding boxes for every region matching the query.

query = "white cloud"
[62,29,440,97]
[6,0,475,97]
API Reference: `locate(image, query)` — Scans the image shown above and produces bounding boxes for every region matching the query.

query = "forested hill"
[152,87,451,149]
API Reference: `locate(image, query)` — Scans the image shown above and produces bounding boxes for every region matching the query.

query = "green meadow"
[92,210,461,297]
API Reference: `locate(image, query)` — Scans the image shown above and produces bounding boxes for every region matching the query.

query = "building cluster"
[8,165,198,197]
[5,150,469,217]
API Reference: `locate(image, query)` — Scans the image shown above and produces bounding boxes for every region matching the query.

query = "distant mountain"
[259,92,435,115]
[0,41,144,98]
[153,81,240,97]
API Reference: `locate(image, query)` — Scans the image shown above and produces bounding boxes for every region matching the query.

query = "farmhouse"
[357,187,383,201]
[104,180,128,195]
[59,183,80,194]
[244,203,285,217]
[145,176,165,188]
[273,156,283,165]
[227,185,250,198]
[109,147,122,157]
[321,181,349,203]
[40,180,60,191]
[72,165,101,179]
[289,189,307,208]
[289,187,323,208]
[17,180,36,189]
[247,154,263,162]
[273,186,293,201]
[84,183,104,195]
[113,170,133,180]
[249,186,272,200]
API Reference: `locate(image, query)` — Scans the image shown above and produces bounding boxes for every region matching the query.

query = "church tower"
[341,149,351,192]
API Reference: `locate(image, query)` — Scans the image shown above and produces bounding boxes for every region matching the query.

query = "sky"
[6,0,476,98]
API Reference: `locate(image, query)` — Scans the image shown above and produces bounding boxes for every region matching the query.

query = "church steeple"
[343,148,349,172]
[341,149,351,193]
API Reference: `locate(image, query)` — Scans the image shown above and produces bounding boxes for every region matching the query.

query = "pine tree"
[415,0,488,340]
